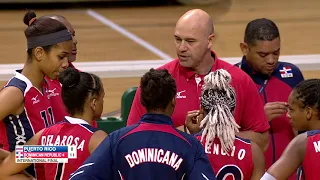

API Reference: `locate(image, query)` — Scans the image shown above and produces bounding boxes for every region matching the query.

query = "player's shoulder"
[306,129,320,137]
[107,123,141,143]
[234,136,252,149]
[52,120,98,134]
[5,76,30,94]
[175,129,204,148]
[78,123,99,133]
[235,136,251,144]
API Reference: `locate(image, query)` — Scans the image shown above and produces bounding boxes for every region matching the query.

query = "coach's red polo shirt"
[127,52,270,133]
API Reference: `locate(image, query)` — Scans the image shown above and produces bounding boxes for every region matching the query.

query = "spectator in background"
[128,9,270,151]
[235,18,304,179]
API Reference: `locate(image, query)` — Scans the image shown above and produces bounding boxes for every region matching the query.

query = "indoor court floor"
[0,0,319,116]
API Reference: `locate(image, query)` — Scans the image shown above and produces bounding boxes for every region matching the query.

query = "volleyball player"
[0,68,107,180]
[0,10,72,178]
[186,69,265,180]
[261,79,320,180]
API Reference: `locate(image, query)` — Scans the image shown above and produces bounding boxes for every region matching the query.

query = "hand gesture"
[264,102,288,122]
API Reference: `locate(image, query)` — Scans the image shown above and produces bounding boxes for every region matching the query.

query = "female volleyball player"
[43,14,99,128]
[261,79,320,180]
[186,69,266,180]
[0,67,107,180]
[43,14,78,123]
[0,10,73,178]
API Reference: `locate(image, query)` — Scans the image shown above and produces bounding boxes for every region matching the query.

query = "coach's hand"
[264,102,288,122]
[185,110,203,134]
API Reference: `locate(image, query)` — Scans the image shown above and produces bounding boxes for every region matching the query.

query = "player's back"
[39,116,97,180]
[300,130,320,180]
[105,114,213,179]
[196,135,253,180]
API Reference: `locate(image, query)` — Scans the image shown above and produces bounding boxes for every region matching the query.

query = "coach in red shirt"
[127,9,270,151]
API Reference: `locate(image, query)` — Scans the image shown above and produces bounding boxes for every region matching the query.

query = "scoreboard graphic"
[15,145,77,163]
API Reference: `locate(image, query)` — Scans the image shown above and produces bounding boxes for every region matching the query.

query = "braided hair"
[200,69,240,154]
[294,79,320,118]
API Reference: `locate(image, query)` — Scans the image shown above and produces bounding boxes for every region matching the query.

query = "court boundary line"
[0,54,319,81]
[86,9,172,60]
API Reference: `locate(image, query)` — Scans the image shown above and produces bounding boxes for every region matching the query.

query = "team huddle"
[0,7,318,180]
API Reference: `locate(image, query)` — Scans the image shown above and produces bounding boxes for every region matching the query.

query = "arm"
[265,133,307,179]
[127,87,146,126]
[0,129,44,180]
[250,141,266,180]
[236,131,269,152]
[70,136,113,180]
[0,149,11,160]
[88,130,108,154]
[0,87,24,121]
[186,141,216,180]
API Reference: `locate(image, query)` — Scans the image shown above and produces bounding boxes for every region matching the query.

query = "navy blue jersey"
[70,114,216,180]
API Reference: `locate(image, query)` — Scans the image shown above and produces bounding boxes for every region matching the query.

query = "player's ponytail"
[59,67,80,88]
[58,67,102,116]
[200,69,240,155]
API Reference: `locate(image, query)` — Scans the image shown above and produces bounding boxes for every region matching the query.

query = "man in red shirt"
[236,18,304,179]
[127,9,270,151]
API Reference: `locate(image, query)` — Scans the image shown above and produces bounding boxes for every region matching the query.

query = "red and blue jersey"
[297,130,320,180]
[39,116,97,180]
[0,70,55,179]
[195,133,254,180]
[70,114,216,180]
